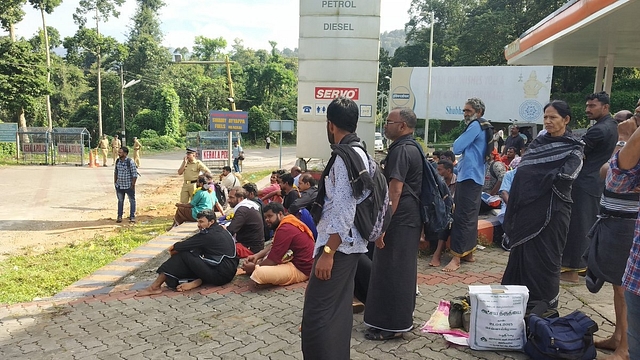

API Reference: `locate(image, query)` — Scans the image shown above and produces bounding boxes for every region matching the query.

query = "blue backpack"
[403,139,453,233]
[524,310,598,360]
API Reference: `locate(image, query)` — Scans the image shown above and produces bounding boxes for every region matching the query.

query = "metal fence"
[16,127,91,166]
[51,128,91,166]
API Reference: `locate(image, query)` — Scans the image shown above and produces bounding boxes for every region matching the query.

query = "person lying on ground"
[137,210,238,296]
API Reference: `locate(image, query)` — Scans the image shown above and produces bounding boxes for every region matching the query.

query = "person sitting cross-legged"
[242,202,314,286]
[137,210,238,296]
[172,175,213,227]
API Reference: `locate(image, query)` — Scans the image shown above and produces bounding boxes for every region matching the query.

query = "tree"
[150,85,181,137]
[29,0,63,130]
[74,0,126,138]
[0,0,26,41]
[0,38,51,128]
[192,36,227,61]
[124,0,170,128]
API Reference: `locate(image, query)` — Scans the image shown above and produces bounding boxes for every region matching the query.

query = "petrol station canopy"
[504,0,639,67]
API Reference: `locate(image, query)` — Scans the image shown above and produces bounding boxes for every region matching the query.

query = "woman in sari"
[501,100,584,309]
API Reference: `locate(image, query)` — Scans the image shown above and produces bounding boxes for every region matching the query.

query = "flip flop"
[364,329,403,341]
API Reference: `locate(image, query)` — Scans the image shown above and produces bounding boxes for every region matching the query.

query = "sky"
[6,0,413,51]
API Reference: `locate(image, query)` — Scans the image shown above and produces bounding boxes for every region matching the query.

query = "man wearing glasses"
[443,97,489,272]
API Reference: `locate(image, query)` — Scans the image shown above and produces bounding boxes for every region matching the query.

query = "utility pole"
[424,11,435,149]
[96,7,103,139]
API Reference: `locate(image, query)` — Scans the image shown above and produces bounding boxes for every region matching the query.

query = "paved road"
[0,247,618,359]
[0,146,297,255]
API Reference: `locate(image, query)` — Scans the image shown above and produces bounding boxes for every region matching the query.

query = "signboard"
[201,149,229,161]
[57,144,83,154]
[297,0,380,160]
[208,111,249,132]
[22,143,47,153]
[0,123,18,143]
[389,66,553,124]
[269,120,295,132]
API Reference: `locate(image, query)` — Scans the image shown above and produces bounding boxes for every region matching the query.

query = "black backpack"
[214,183,227,206]
[350,143,391,242]
[403,139,454,233]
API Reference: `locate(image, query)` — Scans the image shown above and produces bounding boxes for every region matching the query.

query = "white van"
[374,132,384,151]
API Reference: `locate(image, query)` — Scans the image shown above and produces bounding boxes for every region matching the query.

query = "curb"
[53,223,199,300]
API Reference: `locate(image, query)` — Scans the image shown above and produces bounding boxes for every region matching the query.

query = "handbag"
[524,310,598,360]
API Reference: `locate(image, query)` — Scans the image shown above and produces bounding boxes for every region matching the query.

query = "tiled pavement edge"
[53,223,200,300]
[0,244,619,359]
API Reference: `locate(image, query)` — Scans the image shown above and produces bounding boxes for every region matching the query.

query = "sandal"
[364,328,403,341]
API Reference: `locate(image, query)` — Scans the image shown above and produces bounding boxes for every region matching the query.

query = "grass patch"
[0,217,172,305]
[240,169,273,184]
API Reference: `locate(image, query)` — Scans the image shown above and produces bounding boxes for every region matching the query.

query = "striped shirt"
[607,152,640,295]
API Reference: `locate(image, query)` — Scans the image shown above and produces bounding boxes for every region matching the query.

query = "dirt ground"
[0,147,297,261]
[1,175,180,260]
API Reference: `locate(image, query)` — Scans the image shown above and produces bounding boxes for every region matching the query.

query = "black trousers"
[157,251,238,289]
[301,251,360,360]
[450,179,482,257]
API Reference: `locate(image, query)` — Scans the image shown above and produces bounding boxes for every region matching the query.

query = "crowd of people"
[130,93,640,360]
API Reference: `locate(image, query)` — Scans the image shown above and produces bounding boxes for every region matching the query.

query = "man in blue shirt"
[443,97,488,272]
[114,146,138,223]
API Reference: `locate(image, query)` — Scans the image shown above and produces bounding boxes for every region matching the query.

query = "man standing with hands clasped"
[114,146,137,223]
[302,97,373,360]
[178,148,210,204]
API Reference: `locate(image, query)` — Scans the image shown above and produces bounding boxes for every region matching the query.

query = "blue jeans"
[626,290,640,360]
[233,157,240,172]
[116,187,136,219]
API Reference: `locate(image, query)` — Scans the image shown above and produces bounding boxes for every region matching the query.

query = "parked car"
[374,132,384,151]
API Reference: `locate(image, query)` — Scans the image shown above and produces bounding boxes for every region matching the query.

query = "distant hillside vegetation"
[380,29,406,56]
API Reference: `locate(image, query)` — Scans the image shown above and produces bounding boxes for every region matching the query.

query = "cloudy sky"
[6,0,413,51]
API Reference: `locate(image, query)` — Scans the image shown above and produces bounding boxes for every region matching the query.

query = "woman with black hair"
[501,100,584,309]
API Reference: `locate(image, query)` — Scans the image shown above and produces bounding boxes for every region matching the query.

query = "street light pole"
[120,66,126,146]
[424,11,435,149]
[120,66,140,148]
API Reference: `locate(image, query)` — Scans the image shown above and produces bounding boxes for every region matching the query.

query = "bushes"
[140,134,180,151]
[0,143,16,157]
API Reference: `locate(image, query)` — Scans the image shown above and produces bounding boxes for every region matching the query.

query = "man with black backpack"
[443,97,492,272]
[363,107,424,341]
[302,97,377,359]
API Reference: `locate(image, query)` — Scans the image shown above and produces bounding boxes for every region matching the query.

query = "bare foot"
[461,254,475,263]
[560,271,579,283]
[429,257,441,267]
[442,258,461,272]
[595,336,620,351]
[136,287,163,297]
[604,349,629,360]
[176,279,203,292]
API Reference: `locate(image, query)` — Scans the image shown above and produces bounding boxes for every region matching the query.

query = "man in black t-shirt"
[364,108,424,341]
[279,173,300,212]
[503,125,525,156]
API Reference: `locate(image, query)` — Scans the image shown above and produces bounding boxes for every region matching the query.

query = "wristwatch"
[323,245,335,255]
[616,141,627,147]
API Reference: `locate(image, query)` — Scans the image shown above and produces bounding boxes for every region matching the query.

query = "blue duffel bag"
[524,310,598,360]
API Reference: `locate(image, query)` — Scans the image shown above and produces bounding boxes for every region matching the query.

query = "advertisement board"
[297,0,381,160]
[208,111,249,132]
[389,66,554,124]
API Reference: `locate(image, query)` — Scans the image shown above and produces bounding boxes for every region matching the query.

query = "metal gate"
[52,128,91,166]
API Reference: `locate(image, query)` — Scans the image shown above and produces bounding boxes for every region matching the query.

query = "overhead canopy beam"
[504,0,640,68]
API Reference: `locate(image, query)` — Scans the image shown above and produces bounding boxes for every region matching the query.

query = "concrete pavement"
[0,242,619,359]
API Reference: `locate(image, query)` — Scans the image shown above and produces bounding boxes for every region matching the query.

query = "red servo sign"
[314,87,359,100]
